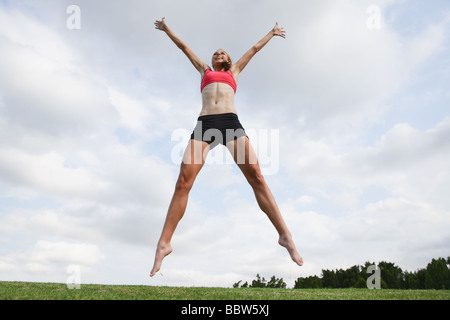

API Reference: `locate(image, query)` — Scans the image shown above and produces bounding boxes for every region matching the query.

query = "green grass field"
[0,281,449,300]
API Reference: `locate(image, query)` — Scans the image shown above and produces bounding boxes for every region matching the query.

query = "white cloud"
[27,240,103,265]
[0,149,109,199]
[284,118,450,196]
[0,260,15,273]
[0,240,104,281]
[404,17,449,66]
[0,13,113,135]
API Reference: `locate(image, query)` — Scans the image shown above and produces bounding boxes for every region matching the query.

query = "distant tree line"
[233,274,287,288]
[233,257,450,289]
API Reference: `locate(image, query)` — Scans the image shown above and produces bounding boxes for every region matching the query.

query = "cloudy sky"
[0,0,449,288]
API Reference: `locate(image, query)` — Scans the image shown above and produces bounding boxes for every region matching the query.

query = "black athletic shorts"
[190,112,248,149]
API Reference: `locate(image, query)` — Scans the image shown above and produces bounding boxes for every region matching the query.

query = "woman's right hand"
[154,17,167,31]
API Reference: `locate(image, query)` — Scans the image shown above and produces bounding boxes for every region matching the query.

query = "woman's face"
[212,49,231,70]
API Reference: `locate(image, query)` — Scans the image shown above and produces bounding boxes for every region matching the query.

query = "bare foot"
[278,235,303,266]
[150,242,173,277]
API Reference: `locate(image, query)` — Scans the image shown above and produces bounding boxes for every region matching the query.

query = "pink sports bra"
[201,69,237,93]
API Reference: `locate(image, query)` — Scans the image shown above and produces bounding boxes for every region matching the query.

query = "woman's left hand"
[272,22,286,38]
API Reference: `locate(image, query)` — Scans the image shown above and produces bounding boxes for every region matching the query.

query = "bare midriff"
[200,82,237,116]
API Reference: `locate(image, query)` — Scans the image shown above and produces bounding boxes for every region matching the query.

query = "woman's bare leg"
[227,136,303,266]
[150,140,210,277]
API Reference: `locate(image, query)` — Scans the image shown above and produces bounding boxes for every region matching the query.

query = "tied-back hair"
[212,49,232,71]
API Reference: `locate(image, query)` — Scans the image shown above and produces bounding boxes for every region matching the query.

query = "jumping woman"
[150,17,303,277]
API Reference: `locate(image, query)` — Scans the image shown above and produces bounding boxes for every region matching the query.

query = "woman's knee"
[175,174,193,193]
[245,166,265,188]
[175,165,198,192]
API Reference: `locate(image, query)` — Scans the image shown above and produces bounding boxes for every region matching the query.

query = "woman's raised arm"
[155,17,208,74]
[232,22,286,75]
